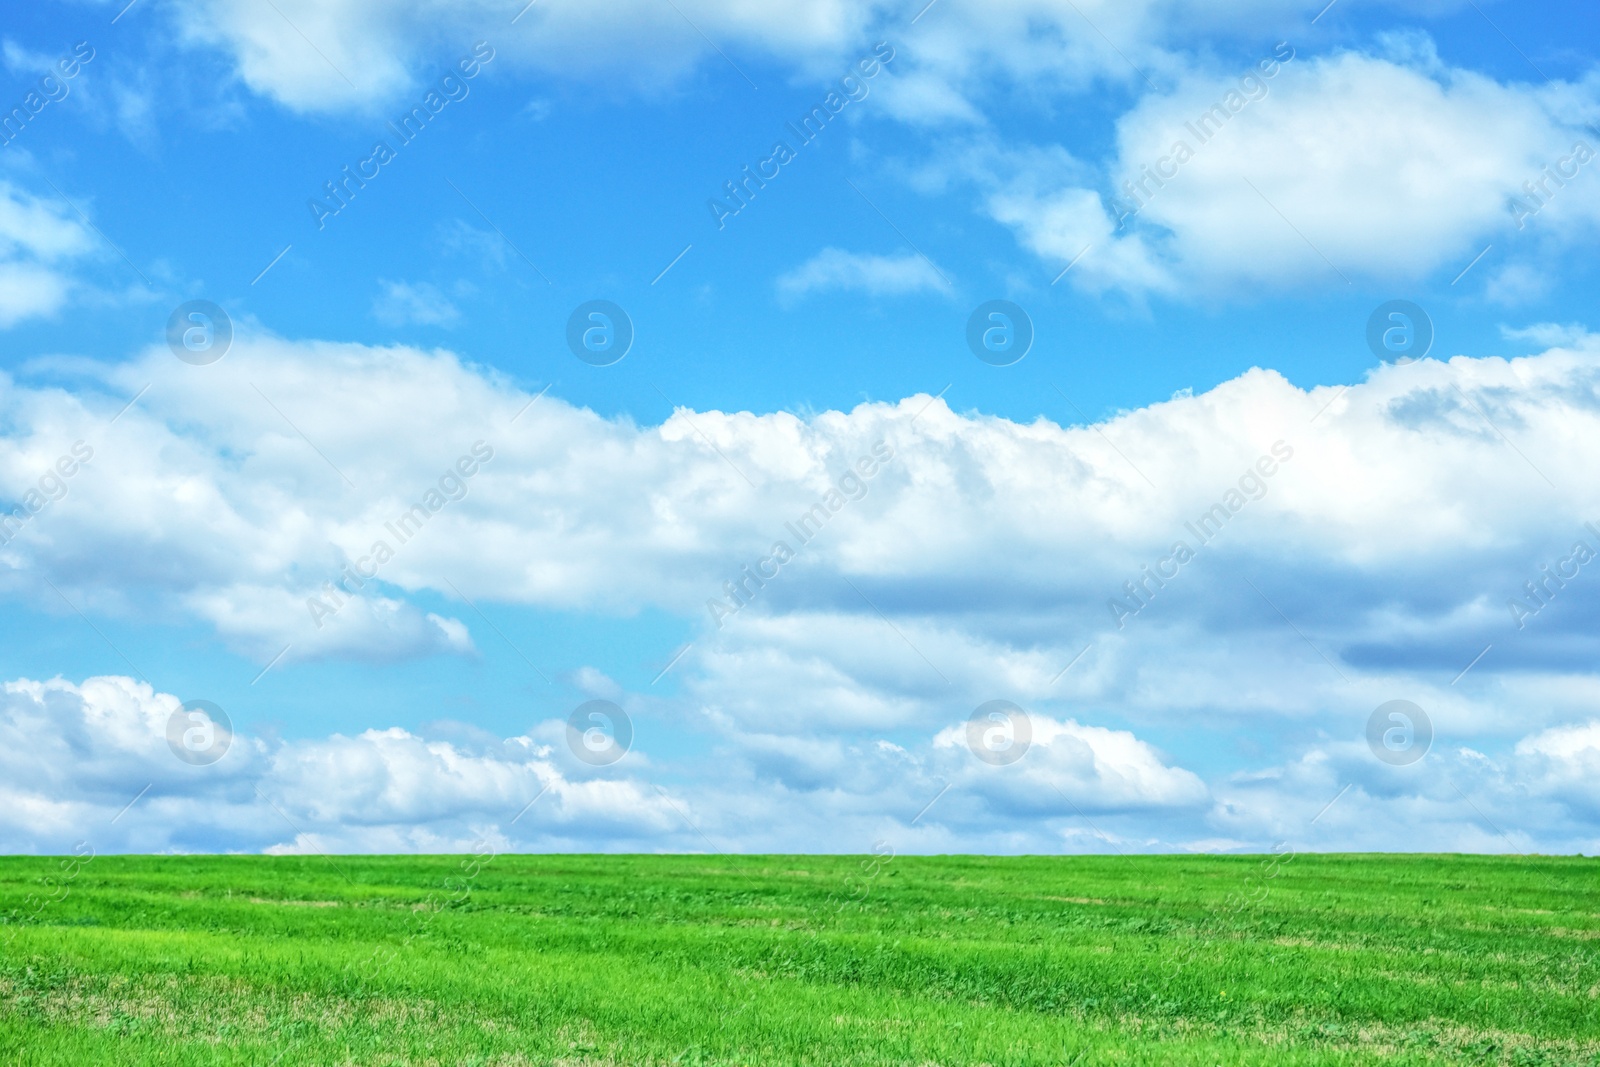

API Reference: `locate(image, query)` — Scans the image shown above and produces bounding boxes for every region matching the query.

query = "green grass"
[1,852,1596,1065]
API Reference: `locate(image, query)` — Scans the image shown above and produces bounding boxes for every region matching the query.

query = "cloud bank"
[5,326,1600,853]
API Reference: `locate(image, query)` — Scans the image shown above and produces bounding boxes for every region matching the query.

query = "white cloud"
[372,279,460,327]
[993,50,1600,295]
[7,669,1597,854]
[150,1,1600,304]
[0,182,96,327]
[1515,721,1600,818]
[156,0,1422,115]
[1501,322,1595,349]
[932,714,1208,813]
[777,247,948,299]
[7,328,1600,684]
[0,671,1216,853]
[163,0,884,112]
[8,328,1600,848]
[0,674,685,853]
[166,0,419,112]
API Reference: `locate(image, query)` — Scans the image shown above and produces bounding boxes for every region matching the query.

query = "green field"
[1,852,1596,1066]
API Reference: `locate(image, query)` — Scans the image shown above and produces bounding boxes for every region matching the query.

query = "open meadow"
[1,853,1596,1066]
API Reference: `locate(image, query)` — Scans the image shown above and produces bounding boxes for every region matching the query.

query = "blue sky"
[2,0,1599,855]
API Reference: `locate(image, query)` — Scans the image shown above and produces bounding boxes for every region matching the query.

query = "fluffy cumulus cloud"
[6,327,1600,675]
[932,715,1209,813]
[6,327,1600,851]
[1516,721,1600,819]
[0,672,1214,855]
[154,0,1357,113]
[162,0,884,111]
[0,674,685,853]
[992,48,1600,295]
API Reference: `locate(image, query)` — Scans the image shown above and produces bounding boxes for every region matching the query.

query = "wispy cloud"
[372,279,460,327]
[777,248,948,301]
